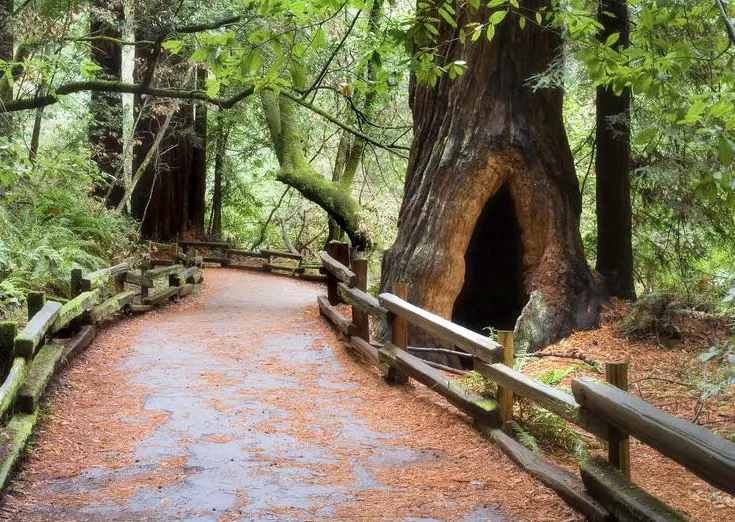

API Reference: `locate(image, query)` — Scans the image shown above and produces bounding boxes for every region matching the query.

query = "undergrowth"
[0,165,140,322]
[464,361,598,460]
[513,364,596,460]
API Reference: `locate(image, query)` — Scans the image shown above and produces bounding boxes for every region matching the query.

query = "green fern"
[536,364,590,387]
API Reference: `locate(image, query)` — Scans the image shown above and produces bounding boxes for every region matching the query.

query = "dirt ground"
[521,301,735,521]
[0,269,582,522]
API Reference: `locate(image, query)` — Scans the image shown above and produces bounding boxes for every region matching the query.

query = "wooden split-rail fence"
[0,259,204,490]
[317,241,735,522]
[155,239,326,282]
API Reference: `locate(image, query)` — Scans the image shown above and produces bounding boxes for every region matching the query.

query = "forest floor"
[521,301,735,521]
[0,269,583,522]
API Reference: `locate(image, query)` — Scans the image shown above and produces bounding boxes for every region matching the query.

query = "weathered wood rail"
[156,241,326,283]
[316,241,735,521]
[0,259,204,490]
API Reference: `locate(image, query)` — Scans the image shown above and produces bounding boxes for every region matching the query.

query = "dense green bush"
[0,150,139,321]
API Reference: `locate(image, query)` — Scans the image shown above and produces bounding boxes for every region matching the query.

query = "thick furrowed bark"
[381,1,601,352]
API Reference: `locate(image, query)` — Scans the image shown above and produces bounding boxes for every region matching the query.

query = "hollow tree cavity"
[381,1,602,353]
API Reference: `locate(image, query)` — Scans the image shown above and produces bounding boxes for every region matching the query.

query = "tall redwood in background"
[595,0,635,299]
[381,1,602,353]
[130,33,207,240]
[89,0,124,206]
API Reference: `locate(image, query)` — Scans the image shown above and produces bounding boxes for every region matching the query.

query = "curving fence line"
[160,240,326,282]
[317,241,735,522]
[0,258,204,490]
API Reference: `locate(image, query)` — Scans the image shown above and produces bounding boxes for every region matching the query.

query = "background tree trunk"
[0,0,13,137]
[89,0,124,206]
[381,1,602,354]
[210,109,228,240]
[130,37,207,240]
[595,0,635,299]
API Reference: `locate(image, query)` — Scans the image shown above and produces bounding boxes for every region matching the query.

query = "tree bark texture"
[595,0,635,299]
[89,0,124,206]
[0,0,13,137]
[381,2,602,353]
[130,38,207,240]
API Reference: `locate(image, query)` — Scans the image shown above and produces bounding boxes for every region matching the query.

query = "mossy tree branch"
[0,80,255,113]
[261,90,370,250]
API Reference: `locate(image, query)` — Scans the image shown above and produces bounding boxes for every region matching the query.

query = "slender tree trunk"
[120,0,135,205]
[89,0,124,206]
[595,0,635,299]
[381,1,602,353]
[28,98,44,159]
[211,110,228,240]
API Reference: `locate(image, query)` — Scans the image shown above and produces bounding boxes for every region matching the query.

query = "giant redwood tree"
[381,2,603,353]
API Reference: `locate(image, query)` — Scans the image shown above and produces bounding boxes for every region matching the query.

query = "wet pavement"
[1,270,565,521]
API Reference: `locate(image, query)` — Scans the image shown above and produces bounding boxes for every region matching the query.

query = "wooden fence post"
[27,291,45,321]
[140,260,150,300]
[70,267,82,298]
[386,282,409,384]
[606,361,631,478]
[497,330,514,423]
[0,321,17,375]
[326,241,349,305]
[351,258,370,341]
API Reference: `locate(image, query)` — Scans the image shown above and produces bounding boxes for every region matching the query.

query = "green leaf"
[718,136,733,166]
[486,23,495,41]
[535,11,542,24]
[190,47,209,62]
[634,127,657,146]
[519,16,526,29]
[162,40,183,54]
[489,10,507,25]
[438,7,457,28]
[312,27,326,49]
[424,22,439,35]
[487,0,505,7]
[605,32,619,47]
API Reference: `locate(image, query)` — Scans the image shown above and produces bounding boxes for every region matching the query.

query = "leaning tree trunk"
[89,0,124,207]
[595,0,635,299]
[381,1,602,354]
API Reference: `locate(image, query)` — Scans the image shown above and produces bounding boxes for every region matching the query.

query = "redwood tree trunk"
[381,1,602,353]
[595,0,635,299]
[89,0,124,206]
[130,44,207,240]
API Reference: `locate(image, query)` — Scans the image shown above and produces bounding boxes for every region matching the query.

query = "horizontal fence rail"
[316,241,735,522]
[572,377,735,495]
[163,241,326,283]
[0,258,204,492]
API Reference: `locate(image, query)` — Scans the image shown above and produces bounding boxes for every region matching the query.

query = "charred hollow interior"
[452,184,528,333]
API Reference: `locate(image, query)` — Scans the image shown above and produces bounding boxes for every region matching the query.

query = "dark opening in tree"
[452,184,528,332]
[381,1,603,354]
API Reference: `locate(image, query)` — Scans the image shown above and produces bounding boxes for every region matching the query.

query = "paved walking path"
[1,270,577,521]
